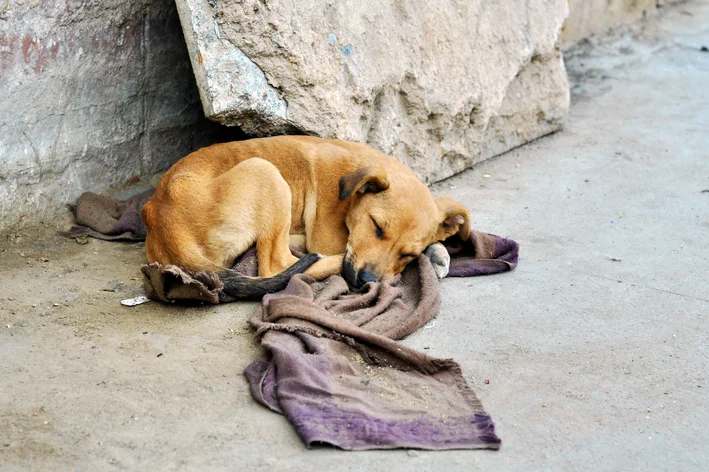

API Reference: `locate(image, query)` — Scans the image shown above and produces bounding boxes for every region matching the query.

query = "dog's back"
[142,139,325,298]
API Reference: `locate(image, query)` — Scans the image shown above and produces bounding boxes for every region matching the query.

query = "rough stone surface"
[0,0,242,233]
[177,0,571,183]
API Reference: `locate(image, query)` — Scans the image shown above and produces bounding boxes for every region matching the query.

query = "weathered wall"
[176,0,571,184]
[563,0,682,46]
[0,0,240,232]
[0,0,685,232]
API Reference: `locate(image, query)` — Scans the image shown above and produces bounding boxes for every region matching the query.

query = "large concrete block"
[0,0,240,232]
[177,0,570,183]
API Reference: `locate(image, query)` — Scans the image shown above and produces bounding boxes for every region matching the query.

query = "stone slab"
[176,0,571,183]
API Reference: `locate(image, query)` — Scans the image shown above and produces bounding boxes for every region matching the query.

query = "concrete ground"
[1,2,708,471]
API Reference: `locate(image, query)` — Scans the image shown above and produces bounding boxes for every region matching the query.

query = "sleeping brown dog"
[142,136,470,298]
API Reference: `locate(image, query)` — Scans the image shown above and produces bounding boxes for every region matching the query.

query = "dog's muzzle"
[342,257,377,289]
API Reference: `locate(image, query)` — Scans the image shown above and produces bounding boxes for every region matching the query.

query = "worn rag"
[60,190,153,241]
[142,232,518,450]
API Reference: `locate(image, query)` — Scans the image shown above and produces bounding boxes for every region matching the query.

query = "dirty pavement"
[1,3,708,471]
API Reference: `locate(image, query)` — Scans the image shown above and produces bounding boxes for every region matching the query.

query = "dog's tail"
[219,253,322,299]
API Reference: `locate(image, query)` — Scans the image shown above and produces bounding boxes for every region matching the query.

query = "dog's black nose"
[356,269,377,286]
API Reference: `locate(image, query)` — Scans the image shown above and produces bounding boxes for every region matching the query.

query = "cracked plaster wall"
[0,0,241,232]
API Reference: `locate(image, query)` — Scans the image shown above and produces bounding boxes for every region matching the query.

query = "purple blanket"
[62,188,519,450]
[61,190,153,241]
[142,231,518,450]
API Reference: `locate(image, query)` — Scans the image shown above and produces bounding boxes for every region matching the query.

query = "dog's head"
[339,166,470,288]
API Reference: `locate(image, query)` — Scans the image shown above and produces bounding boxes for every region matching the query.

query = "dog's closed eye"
[400,253,416,260]
[371,216,384,239]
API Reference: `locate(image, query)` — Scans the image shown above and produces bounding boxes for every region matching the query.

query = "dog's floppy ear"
[339,166,390,200]
[435,197,471,241]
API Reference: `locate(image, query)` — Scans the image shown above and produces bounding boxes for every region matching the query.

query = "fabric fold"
[245,263,502,450]
[62,188,517,451]
[60,190,153,241]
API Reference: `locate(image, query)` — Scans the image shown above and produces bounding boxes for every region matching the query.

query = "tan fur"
[142,136,470,286]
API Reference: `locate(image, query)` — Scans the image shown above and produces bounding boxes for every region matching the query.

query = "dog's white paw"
[424,242,450,279]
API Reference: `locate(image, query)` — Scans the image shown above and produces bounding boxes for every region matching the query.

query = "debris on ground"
[120,295,151,307]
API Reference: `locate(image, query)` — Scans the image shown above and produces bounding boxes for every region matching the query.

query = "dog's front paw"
[424,242,450,279]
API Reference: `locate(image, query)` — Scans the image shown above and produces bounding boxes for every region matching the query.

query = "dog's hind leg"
[256,203,301,277]
[287,235,342,280]
[304,254,345,280]
[211,158,301,277]
[288,234,307,253]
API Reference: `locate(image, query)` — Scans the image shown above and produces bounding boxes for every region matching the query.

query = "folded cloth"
[61,190,153,241]
[64,187,518,449]
[141,231,518,450]
[445,233,519,276]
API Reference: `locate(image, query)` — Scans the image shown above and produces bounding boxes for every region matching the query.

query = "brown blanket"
[142,231,517,450]
[61,190,153,241]
[244,259,500,450]
[66,190,517,450]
